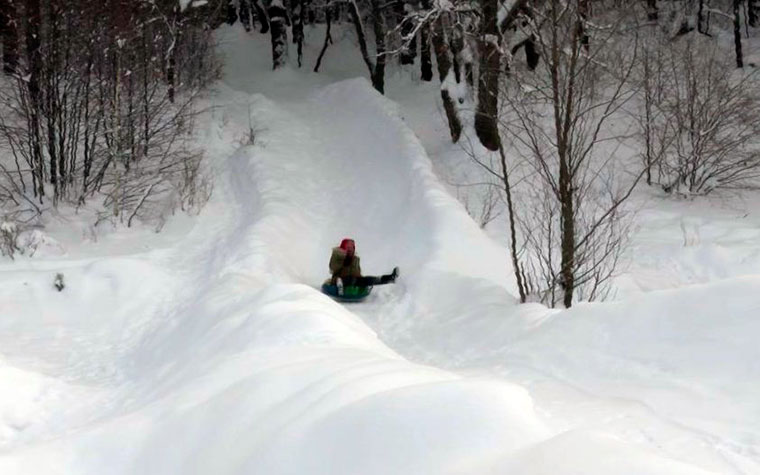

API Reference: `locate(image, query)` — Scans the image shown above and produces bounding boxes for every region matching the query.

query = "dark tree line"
[0,0,221,226]
[2,0,758,169]
[0,0,19,75]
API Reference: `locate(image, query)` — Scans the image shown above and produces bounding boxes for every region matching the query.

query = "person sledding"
[322,238,398,301]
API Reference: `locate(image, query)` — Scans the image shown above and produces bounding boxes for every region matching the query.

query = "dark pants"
[339,273,395,287]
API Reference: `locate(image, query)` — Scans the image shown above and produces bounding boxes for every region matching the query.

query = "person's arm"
[329,248,345,274]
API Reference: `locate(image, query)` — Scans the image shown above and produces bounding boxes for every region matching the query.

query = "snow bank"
[0,275,550,474]
[495,430,717,475]
[0,67,550,474]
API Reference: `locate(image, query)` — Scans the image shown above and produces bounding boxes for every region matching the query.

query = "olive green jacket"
[329,247,361,281]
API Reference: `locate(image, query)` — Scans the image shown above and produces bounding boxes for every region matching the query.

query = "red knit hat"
[340,238,355,255]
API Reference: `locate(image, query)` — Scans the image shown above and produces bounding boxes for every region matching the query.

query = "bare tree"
[638,38,760,195]
[0,0,217,228]
[495,0,641,307]
[636,33,670,187]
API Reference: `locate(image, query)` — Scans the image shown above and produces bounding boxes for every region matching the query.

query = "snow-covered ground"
[0,24,758,474]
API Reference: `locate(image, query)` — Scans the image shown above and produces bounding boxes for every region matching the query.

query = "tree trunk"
[750,0,760,27]
[577,0,589,50]
[555,23,576,307]
[167,5,179,103]
[369,0,387,94]
[525,36,539,70]
[420,22,433,81]
[697,0,705,34]
[167,50,176,102]
[225,0,238,24]
[449,24,463,84]
[314,7,332,72]
[239,0,253,31]
[25,0,44,200]
[252,0,270,33]
[81,51,95,200]
[559,153,575,308]
[498,143,527,303]
[542,0,581,308]
[642,51,653,186]
[734,0,743,68]
[306,0,315,23]
[646,0,658,21]
[399,3,417,65]
[330,1,341,23]
[0,0,19,75]
[475,0,500,151]
[431,13,462,142]
[269,0,289,69]
[450,24,474,91]
[46,0,62,192]
[347,0,384,93]
[292,0,304,67]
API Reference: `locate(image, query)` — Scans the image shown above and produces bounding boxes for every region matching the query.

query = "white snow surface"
[0,25,758,474]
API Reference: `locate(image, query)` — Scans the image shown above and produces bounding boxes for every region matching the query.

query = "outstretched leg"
[356,267,399,287]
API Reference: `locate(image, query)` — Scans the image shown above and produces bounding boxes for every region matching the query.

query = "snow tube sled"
[321,283,373,302]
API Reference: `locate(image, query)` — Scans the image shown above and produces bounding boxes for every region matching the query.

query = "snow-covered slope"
[0,24,757,474]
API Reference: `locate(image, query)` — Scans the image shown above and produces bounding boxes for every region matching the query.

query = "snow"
[179,0,202,12]
[0,221,15,234]
[0,23,759,474]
